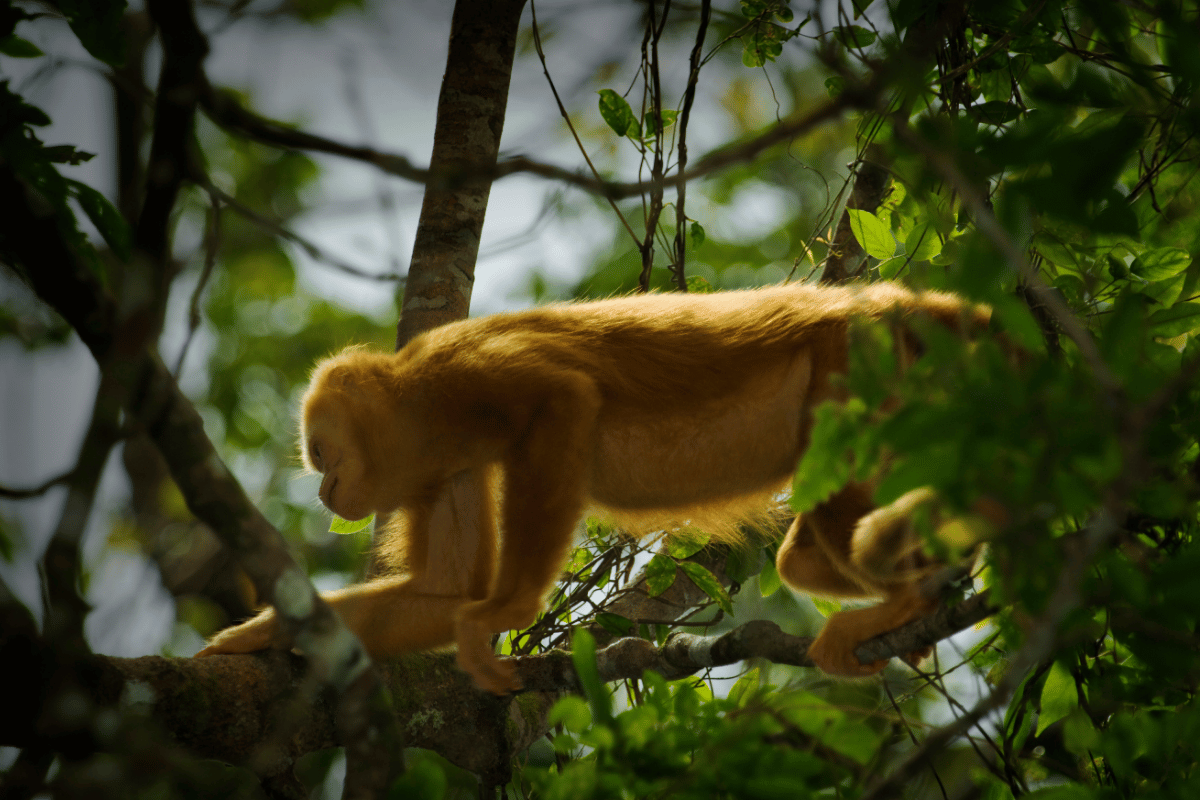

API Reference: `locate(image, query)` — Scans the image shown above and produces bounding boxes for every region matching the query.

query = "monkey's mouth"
[321,476,338,511]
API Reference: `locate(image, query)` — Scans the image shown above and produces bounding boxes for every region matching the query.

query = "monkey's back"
[407,281,984,409]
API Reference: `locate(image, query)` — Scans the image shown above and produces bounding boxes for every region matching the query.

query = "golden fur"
[199,281,990,692]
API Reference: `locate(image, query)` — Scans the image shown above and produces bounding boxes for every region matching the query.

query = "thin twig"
[671,0,711,292]
[174,188,221,376]
[638,0,670,292]
[528,0,640,246]
[197,179,400,282]
[0,470,76,500]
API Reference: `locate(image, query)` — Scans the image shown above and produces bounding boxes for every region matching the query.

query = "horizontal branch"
[1,591,995,781]
[0,470,75,499]
[516,590,997,691]
[201,76,879,201]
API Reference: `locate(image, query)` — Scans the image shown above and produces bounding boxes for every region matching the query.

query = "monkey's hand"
[195,608,288,656]
[455,617,521,695]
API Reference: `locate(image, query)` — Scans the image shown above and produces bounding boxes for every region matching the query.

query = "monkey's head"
[299,352,391,522]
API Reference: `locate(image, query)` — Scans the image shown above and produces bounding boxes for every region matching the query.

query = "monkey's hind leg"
[778,484,940,676]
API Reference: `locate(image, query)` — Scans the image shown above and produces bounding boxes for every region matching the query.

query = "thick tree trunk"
[396,0,528,347]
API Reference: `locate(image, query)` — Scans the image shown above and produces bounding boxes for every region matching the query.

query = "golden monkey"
[198,281,991,694]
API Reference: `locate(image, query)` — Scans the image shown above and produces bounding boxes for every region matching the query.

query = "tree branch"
[200,70,881,204]
[519,590,996,691]
[0,589,995,780]
[819,145,891,285]
[0,470,75,499]
[0,145,393,794]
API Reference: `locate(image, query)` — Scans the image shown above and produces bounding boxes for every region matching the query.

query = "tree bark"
[820,146,891,285]
[395,0,528,347]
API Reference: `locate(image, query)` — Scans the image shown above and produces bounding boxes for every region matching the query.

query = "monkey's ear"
[325,365,355,389]
[309,358,358,393]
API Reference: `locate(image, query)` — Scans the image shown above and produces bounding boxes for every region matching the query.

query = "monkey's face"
[301,400,374,522]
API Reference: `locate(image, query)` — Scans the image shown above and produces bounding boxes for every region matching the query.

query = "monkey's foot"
[901,645,934,668]
[195,610,284,656]
[807,627,889,677]
[808,594,938,676]
[455,618,521,695]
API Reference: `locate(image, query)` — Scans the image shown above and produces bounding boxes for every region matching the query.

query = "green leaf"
[991,294,1047,353]
[386,753,447,800]
[740,0,766,18]
[564,546,591,576]
[597,89,637,137]
[645,554,677,597]
[0,36,43,58]
[1107,254,1130,280]
[792,399,865,511]
[1037,660,1079,735]
[571,628,612,722]
[1000,668,1036,745]
[834,25,876,48]
[876,256,904,279]
[878,181,905,218]
[55,0,127,66]
[810,597,841,617]
[781,691,881,764]
[758,557,781,597]
[686,275,714,293]
[45,146,95,165]
[688,220,706,249]
[824,76,844,98]
[979,781,1017,800]
[1149,302,1200,337]
[667,531,708,559]
[846,208,895,260]
[68,180,132,260]
[1141,272,1186,308]
[1061,708,1099,755]
[1131,247,1191,281]
[742,45,764,68]
[586,516,617,541]
[904,222,942,262]
[547,695,591,734]
[742,32,784,68]
[678,562,734,615]
[1054,274,1088,308]
[329,514,374,534]
[1020,40,1063,64]
[728,667,761,707]
[973,100,1024,125]
[594,612,634,638]
[644,108,678,138]
[724,545,760,583]
[0,87,51,127]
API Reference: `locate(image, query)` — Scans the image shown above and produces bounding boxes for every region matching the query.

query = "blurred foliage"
[3,0,1200,798]
[520,0,1200,798]
[524,633,893,799]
